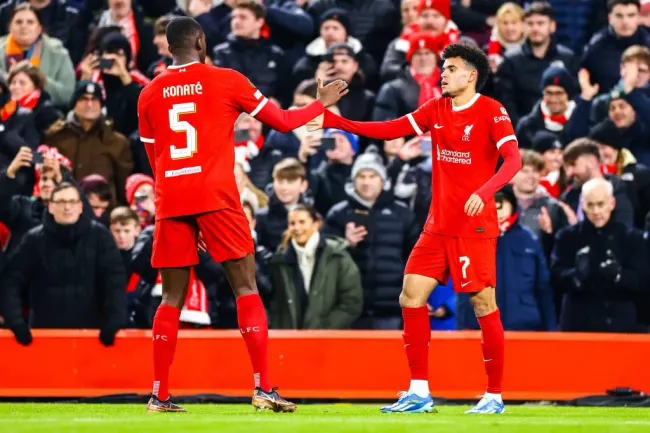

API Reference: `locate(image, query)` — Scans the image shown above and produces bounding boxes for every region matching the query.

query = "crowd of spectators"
[1,0,650,346]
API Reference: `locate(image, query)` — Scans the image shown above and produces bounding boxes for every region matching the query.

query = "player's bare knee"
[400,275,436,308]
[469,287,497,317]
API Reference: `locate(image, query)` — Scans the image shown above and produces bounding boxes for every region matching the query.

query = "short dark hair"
[110,206,139,226]
[51,182,80,201]
[563,138,601,164]
[8,61,46,91]
[85,181,113,203]
[233,0,265,19]
[166,16,204,52]
[294,79,318,99]
[273,158,307,181]
[442,43,490,92]
[607,0,640,13]
[524,1,554,20]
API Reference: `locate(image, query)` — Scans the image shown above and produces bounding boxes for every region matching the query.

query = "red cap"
[406,32,445,62]
[417,0,450,20]
[125,173,154,205]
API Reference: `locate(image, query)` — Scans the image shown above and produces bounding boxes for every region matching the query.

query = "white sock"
[408,380,430,398]
[483,392,502,403]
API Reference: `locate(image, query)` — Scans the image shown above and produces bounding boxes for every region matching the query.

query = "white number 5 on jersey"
[169,103,197,159]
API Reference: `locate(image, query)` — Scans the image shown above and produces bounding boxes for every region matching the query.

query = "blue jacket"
[427,282,456,331]
[456,222,557,331]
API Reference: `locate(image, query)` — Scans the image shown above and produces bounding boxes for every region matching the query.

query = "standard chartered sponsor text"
[440,149,471,164]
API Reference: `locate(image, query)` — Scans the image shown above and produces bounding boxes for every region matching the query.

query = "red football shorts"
[405,231,496,293]
[151,208,254,268]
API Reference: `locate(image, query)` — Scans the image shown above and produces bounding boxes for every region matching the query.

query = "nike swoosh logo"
[434,124,444,129]
[461,281,472,287]
[483,358,492,362]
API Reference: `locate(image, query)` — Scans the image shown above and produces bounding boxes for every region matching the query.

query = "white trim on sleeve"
[250,97,268,117]
[140,137,155,143]
[407,113,423,135]
[496,134,517,149]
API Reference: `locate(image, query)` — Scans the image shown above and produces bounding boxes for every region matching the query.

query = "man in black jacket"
[0,182,127,345]
[561,137,635,228]
[212,0,289,105]
[551,177,648,332]
[494,1,578,127]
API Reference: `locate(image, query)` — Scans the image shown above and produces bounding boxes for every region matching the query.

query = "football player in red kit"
[308,43,522,414]
[137,17,348,413]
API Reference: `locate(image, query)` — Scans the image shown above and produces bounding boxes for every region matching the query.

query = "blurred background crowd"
[1,0,650,346]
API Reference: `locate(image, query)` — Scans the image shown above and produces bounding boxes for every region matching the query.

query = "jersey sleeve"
[488,101,518,149]
[228,70,270,118]
[137,88,154,143]
[406,98,436,135]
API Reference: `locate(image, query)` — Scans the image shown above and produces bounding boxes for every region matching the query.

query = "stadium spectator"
[0,182,127,345]
[256,158,310,254]
[80,31,146,137]
[511,149,570,256]
[79,174,113,224]
[399,0,420,30]
[530,130,566,198]
[588,45,650,125]
[307,0,401,67]
[45,80,133,206]
[0,3,75,108]
[457,185,556,331]
[315,43,375,126]
[485,2,526,75]
[450,0,503,43]
[373,32,443,121]
[234,159,269,213]
[547,0,609,53]
[147,15,175,79]
[381,0,458,82]
[589,119,650,229]
[325,149,419,329]
[304,128,357,215]
[109,205,140,316]
[494,1,578,127]
[268,204,363,329]
[551,177,648,333]
[561,138,635,228]
[171,0,232,53]
[292,8,377,89]
[0,0,86,65]
[516,65,581,149]
[125,173,154,228]
[426,281,455,330]
[212,1,290,105]
[581,0,650,95]
[93,0,156,73]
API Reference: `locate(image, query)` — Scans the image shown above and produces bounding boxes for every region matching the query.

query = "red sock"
[151,303,180,401]
[237,294,270,391]
[477,309,505,394]
[402,306,431,380]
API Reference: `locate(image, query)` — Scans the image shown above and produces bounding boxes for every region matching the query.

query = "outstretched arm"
[253,98,325,134]
[319,109,427,141]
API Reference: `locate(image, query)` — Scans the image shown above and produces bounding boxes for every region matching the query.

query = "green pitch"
[1,403,649,433]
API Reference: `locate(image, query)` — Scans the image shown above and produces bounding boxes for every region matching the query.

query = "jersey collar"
[452,93,481,112]
[167,61,200,70]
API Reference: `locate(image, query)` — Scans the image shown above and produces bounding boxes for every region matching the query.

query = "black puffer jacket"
[212,35,289,104]
[372,67,419,121]
[494,38,578,127]
[325,188,420,315]
[0,210,127,329]
[256,194,308,253]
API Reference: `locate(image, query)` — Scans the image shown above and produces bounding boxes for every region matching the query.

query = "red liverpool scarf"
[152,269,210,325]
[498,212,518,234]
[411,67,442,107]
[1,89,41,121]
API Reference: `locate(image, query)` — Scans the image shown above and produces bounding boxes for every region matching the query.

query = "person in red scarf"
[486,2,526,74]
[516,65,578,150]
[374,32,444,123]
[381,0,459,82]
[531,130,565,199]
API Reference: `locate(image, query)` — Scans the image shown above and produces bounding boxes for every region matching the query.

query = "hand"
[102,53,132,85]
[558,201,578,226]
[315,61,337,83]
[317,78,349,108]
[345,222,367,247]
[79,52,98,80]
[99,327,117,347]
[621,60,639,93]
[428,305,447,318]
[397,136,423,161]
[485,15,496,27]
[538,206,553,234]
[12,323,32,346]
[464,193,484,216]
[6,146,33,179]
[574,247,590,287]
[298,134,322,163]
[198,231,207,252]
[461,0,472,7]
[42,155,62,183]
[599,252,622,284]
[188,0,212,17]
[306,113,324,132]
[488,54,502,74]
[578,68,599,101]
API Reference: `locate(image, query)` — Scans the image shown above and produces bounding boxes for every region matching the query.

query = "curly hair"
[442,43,490,92]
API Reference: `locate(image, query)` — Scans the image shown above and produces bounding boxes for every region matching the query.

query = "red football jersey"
[408,94,517,238]
[137,62,270,219]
